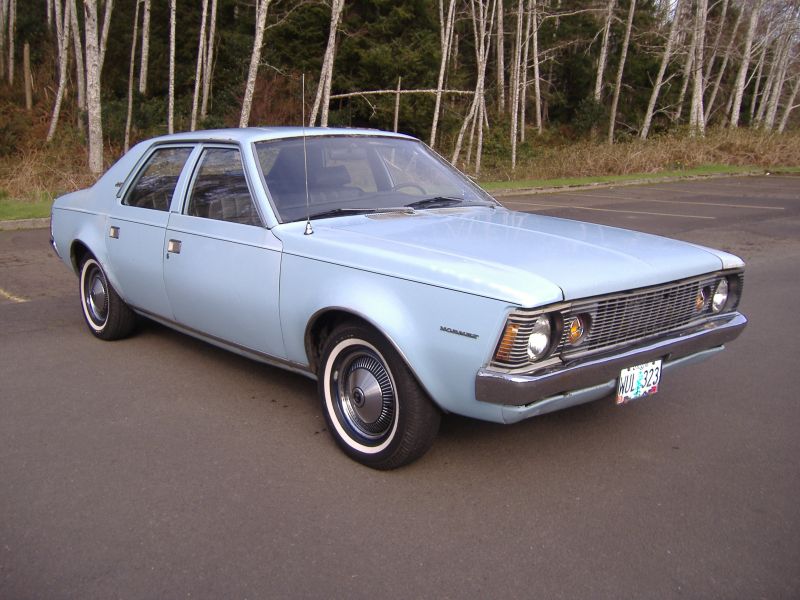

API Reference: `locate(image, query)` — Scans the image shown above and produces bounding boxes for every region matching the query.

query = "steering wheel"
[390,182,426,195]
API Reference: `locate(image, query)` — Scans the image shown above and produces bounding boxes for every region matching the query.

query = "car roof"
[141,126,417,146]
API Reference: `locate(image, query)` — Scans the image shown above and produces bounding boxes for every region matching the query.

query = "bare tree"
[530,0,542,134]
[168,0,176,133]
[47,0,72,142]
[452,0,494,175]
[778,73,800,132]
[84,0,114,174]
[7,0,15,85]
[138,0,150,94]
[688,0,707,136]
[239,0,270,127]
[702,0,728,91]
[509,0,524,168]
[201,0,218,120]
[124,0,141,150]
[190,0,210,131]
[70,0,86,111]
[430,0,457,147]
[608,0,636,144]
[641,0,683,139]
[704,3,742,123]
[496,0,505,114]
[0,0,7,80]
[519,0,533,142]
[310,0,346,127]
[594,0,616,102]
[730,0,765,128]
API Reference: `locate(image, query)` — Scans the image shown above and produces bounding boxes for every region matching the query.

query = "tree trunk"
[608,0,635,144]
[688,0,707,136]
[430,0,456,147]
[496,0,505,114]
[23,40,31,109]
[674,1,696,123]
[594,0,615,102]
[519,0,532,143]
[729,0,764,129]
[702,0,727,93]
[48,0,74,141]
[190,0,209,131]
[70,0,86,111]
[138,0,150,94]
[754,35,782,127]
[7,0,15,85]
[640,0,683,139]
[531,0,541,134]
[310,0,345,127]
[201,0,218,120]
[124,0,141,151]
[0,0,6,80]
[749,30,770,123]
[239,0,270,127]
[98,0,112,70]
[778,75,800,133]
[167,0,176,133]
[764,41,791,131]
[509,0,523,169]
[704,3,741,124]
[84,0,104,174]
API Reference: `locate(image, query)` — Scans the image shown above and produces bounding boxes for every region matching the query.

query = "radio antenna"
[302,73,313,236]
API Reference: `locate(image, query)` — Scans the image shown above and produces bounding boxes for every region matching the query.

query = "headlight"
[712,279,729,313]
[527,315,552,360]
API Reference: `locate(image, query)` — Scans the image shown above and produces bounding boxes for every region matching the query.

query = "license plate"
[616,360,662,404]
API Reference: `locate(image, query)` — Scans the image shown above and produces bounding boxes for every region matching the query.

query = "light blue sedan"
[50,127,747,469]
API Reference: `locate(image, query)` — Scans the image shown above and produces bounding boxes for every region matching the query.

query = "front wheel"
[79,256,136,340]
[318,324,440,470]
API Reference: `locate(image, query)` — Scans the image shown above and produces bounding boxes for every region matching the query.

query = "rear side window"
[186,148,261,226]
[124,147,193,211]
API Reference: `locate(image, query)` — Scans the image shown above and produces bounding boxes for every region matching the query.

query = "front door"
[163,146,285,359]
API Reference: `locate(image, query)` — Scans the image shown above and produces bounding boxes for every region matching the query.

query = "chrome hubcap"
[334,351,395,443]
[84,268,108,325]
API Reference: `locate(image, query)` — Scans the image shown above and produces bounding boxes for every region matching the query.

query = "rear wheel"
[318,323,440,470]
[79,256,136,340]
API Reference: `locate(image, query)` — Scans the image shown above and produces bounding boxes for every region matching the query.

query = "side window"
[124,147,193,211]
[187,148,261,226]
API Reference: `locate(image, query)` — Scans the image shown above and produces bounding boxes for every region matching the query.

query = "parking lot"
[1,175,799,598]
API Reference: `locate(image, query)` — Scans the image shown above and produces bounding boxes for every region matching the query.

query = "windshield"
[254,136,496,223]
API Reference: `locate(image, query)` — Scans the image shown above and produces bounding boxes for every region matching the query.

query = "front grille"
[490,271,742,372]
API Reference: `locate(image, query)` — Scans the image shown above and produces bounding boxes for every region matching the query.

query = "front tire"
[318,324,440,470]
[79,256,136,340]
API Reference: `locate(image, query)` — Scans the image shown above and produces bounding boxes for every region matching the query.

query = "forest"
[1,0,799,204]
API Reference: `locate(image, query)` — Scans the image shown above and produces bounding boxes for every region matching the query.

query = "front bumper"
[475,312,747,422]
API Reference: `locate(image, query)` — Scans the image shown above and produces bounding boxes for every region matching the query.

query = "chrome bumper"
[475,312,747,413]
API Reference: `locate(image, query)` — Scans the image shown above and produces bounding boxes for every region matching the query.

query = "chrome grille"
[490,272,741,372]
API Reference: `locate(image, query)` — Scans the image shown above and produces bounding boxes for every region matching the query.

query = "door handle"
[109,226,120,239]
[167,239,182,254]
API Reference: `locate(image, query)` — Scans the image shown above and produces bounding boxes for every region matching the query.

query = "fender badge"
[440,326,479,340]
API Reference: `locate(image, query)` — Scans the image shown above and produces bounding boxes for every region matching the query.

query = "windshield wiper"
[405,196,465,210]
[308,206,415,220]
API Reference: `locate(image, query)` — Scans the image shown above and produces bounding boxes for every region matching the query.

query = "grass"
[1,125,799,221]
[481,164,800,191]
[0,192,53,220]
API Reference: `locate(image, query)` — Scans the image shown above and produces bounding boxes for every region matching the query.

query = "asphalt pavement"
[1,175,799,599]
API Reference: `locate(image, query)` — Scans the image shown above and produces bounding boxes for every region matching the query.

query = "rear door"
[163,145,285,359]
[108,145,196,319]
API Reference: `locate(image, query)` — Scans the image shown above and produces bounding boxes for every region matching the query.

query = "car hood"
[275,207,739,307]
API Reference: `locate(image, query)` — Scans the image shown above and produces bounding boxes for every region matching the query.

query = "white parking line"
[555,191,785,210]
[503,199,716,219]
[0,287,27,303]
[635,187,790,207]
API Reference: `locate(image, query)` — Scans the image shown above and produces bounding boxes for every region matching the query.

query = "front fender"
[280,254,512,422]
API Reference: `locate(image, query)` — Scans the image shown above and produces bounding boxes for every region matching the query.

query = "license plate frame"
[616,359,662,405]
